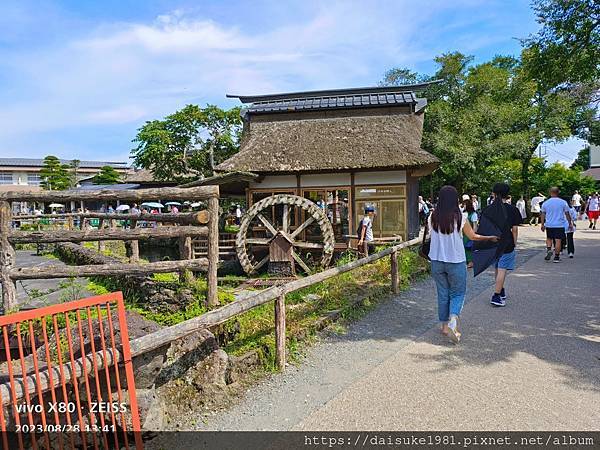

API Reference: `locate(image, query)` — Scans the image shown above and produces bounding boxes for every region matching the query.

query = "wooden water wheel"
[236,194,335,275]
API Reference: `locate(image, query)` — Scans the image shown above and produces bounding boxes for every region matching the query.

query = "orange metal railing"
[0,292,143,450]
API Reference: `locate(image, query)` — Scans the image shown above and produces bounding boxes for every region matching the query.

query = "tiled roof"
[0,158,128,169]
[582,167,600,181]
[245,92,417,114]
[227,84,435,114]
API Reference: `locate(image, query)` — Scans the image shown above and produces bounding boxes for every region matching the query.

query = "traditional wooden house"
[208,85,439,274]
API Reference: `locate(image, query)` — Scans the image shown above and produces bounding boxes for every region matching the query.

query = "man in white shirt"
[529,193,546,225]
[541,187,574,262]
[571,190,582,214]
[586,192,599,230]
[357,206,375,256]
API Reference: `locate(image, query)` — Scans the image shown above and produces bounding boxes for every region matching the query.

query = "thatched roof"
[216,112,439,173]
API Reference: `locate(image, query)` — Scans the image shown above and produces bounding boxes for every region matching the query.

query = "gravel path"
[199,227,543,431]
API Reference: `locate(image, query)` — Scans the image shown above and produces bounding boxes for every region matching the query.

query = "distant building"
[0,157,129,192]
[582,144,600,182]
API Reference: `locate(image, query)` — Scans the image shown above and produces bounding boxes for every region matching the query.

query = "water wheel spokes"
[236,194,335,275]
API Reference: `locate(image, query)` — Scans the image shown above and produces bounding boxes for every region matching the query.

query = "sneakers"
[490,293,506,307]
[499,288,507,301]
[447,317,461,344]
[544,249,553,261]
[568,253,574,259]
[553,254,560,263]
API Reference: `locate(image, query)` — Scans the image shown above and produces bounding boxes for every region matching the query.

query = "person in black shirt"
[480,183,522,307]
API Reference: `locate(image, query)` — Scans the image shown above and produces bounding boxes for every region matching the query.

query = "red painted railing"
[0,292,143,450]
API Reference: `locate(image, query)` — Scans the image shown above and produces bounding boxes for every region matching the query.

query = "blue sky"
[0,0,587,165]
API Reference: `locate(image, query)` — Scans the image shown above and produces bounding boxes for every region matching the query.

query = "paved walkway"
[204,226,599,431]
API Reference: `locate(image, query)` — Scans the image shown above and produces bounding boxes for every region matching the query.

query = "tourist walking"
[565,200,577,258]
[516,196,527,222]
[480,183,522,307]
[529,192,545,225]
[572,190,582,214]
[462,198,478,269]
[541,187,574,262]
[585,192,599,229]
[428,186,499,343]
[471,195,480,213]
[357,205,375,256]
[418,196,429,226]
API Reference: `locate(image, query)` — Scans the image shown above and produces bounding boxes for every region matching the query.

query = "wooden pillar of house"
[350,172,356,232]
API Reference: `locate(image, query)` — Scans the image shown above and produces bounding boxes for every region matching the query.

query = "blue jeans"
[430,260,467,322]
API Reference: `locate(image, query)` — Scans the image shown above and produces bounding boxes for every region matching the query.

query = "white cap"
[462,194,470,201]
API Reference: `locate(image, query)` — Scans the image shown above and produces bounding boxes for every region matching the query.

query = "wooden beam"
[0,201,17,312]
[10,258,209,280]
[9,225,208,244]
[13,211,210,225]
[0,185,219,202]
[206,195,220,307]
[275,294,286,370]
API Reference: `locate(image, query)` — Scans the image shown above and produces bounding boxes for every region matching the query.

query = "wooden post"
[275,293,286,370]
[206,196,219,307]
[130,219,139,263]
[391,249,399,294]
[67,215,74,230]
[0,201,17,312]
[178,236,194,283]
[97,218,105,252]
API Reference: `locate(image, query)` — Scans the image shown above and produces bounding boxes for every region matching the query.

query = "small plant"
[58,277,86,303]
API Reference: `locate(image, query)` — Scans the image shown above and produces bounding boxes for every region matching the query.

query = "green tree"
[69,159,80,188]
[536,162,597,196]
[570,146,590,169]
[522,0,600,88]
[93,166,122,184]
[383,52,586,199]
[131,104,242,182]
[39,156,72,190]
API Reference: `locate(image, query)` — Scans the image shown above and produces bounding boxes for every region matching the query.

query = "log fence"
[0,237,421,409]
[0,186,220,312]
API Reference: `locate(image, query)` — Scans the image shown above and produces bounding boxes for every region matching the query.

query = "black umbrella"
[472,214,502,277]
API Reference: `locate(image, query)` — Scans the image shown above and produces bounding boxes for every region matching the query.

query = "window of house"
[355,184,406,238]
[0,173,13,184]
[27,173,41,186]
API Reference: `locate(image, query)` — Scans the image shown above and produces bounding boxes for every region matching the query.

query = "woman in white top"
[516,196,527,220]
[429,186,499,343]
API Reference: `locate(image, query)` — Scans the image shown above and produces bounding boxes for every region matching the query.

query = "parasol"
[141,202,164,209]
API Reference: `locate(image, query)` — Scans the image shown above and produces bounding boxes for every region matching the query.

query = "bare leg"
[495,268,507,294]
[554,238,562,255]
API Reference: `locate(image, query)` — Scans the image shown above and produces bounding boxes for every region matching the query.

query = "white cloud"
[0,0,531,159]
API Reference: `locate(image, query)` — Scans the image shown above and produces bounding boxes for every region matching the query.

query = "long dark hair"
[431,186,462,234]
[463,198,475,214]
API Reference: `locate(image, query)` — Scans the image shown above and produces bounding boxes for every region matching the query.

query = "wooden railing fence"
[0,186,220,311]
[0,236,422,407]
